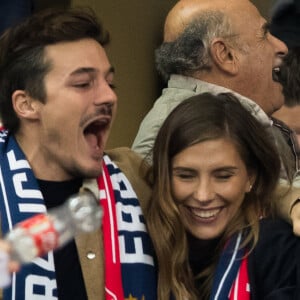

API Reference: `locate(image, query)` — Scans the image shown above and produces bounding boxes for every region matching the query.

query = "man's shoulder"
[105,147,148,170]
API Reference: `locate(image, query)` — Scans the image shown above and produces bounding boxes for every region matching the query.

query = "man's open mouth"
[272,66,281,83]
[83,118,110,149]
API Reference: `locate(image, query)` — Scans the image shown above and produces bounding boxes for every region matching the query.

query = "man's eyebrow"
[262,22,271,35]
[70,67,98,76]
[69,66,115,77]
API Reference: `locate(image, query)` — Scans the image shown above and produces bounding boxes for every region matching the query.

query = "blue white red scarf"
[210,232,250,300]
[99,155,157,300]
[0,131,57,299]
[0,131,157,299]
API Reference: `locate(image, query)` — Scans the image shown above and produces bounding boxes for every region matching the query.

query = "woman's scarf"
[210,232,250,300]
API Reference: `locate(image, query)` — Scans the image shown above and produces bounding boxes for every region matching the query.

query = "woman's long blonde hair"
[146,93,281,299]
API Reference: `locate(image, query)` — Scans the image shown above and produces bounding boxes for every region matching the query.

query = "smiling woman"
[171,138,254,241]
[146,92,300,300]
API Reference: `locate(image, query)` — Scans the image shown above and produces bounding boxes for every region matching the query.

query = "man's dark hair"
[0,7,109,133]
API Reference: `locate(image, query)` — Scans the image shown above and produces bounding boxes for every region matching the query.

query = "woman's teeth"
[190,207,221,219]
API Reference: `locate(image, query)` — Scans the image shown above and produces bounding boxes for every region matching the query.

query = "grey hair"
[155,10,235,81]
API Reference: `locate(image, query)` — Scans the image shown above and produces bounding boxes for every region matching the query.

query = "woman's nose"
[193,180,215,203]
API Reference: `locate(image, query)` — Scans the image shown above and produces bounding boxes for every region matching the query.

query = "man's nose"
[270,33,288,57]
[93,81,117,106]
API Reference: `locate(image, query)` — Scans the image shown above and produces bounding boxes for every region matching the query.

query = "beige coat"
[76,147,152,300]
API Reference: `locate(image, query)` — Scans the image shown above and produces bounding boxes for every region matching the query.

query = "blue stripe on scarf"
[210,232,243,300]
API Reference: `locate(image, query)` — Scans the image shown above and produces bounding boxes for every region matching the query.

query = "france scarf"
[99,155,157,300]
[0,132,157,300]
[0,131,57,299]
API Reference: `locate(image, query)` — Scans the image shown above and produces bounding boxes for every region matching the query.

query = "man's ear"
[12,90,40,120]
[210,38,239,75]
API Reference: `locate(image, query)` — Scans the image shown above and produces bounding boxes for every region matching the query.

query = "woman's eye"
[174,172,195,180]
[73,82,92,88]
[216,173,233,180]
[179,174,192,179]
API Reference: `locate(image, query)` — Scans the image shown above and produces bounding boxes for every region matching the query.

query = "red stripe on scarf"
[98,162,124,299]
[229,257,250,300]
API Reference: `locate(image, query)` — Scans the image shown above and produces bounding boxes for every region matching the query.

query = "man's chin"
[270,84,285,110]
[85,166,103,178]
[272,98,285,114]
[73,162,103,179]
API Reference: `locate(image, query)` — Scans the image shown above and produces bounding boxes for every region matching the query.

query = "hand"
[290,201,300,236]
[0,240,20,288]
